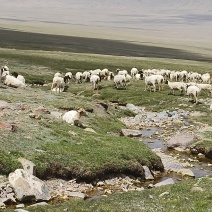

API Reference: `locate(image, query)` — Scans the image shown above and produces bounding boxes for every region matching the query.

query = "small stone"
[191,186,204,192]
[16,204,25,208]
[159,191,169,197]
[84,128,97,133]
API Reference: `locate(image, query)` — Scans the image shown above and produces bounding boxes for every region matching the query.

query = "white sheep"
[1,75,25,88]
[130,67,138,78]
[90,69,101,76]
[75,72,83,84]
[144,75,164,92]
[90,74,101,90]
[51,76,65,93]
[114,74,126,89]
[186,85,201,104]
[196,83,212,96]
[166,81,187,95]
[62,108,86,126]
[100,68,109,80]
[117,69,128,76]
[11,72,26,84]
[135,73,141,80]
[54,72,62,78]
[201,73,211,84]
[125,74,132,83]
[82,71,91,82]
[64,72,73,84]
[107,71,115,80]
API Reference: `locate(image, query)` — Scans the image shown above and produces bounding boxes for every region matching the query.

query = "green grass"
[1,46,212,211]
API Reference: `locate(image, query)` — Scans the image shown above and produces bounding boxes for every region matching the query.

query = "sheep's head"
[78,108,87,116]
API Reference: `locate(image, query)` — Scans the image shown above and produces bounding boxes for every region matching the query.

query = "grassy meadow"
[0,30,212,210]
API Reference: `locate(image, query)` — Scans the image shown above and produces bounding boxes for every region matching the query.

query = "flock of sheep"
[1,65,212,116]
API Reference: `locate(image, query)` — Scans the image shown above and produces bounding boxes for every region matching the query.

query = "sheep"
[135,73,142,80]
[90,69,101,76]
[1,66,10,77]
[201,73,211,84]
[125,74,132,83]
[11,72,26,84]
[51,76,65,93]
[82,71,91,82]
[100,68,109,80]
[107,71,115,80]
[117,69,128,76]
[186,85,201,104]
[196,83,212,96]
[144,75,164,92]
[75,72,83,84]
[1,75,26,88]
[114,74,126,89]
[90,74,101,90]
[130,67,138,78]
[54,72,62,78]
[64,72,73,84]
[62,108,86,126]
[166,81,187,95]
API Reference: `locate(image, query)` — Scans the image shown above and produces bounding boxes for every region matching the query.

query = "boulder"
[50,111,63,119]
[121,129,142,137]
[167,131,195,149]
[154,178,175,187]
[143,166,154,180]
[9,169,51,202]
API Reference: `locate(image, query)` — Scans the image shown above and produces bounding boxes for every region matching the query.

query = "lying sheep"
[114,74,126,89]
[62,108,86,126]
[186,85,201,104]
[51,76,65,93]
[90,74,101,90]
[166,81,187,95]
[1,75,26,88]
[11,72,26,84]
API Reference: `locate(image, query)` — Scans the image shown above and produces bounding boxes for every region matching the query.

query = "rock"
[84,128,97,133]
[0,122,17,132]
[64,191,87,199]
[16,203,25,208]
[34,106,50,114]
[125,103,145,114]
[167,131,195,149]
[29,113,41,120]
[121,129,142,137]
[143,166,154,180]
[191,186,204,192]
[28,202,49,207]
[159,191,169,197]
[0,202,6,209]
[0,101,10,110]
[50,111,63,119]
[178,169,195,177]
[154,178,175,187]
[18,158,36,175]
[153,149,194,177]
[9,169,51,202]
[14,209,29,212]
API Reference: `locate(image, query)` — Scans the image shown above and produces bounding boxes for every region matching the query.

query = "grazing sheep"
[130,67,138,78]
[64,72,73,84]
[186,85,201,104]
[75,72,83,84]
[90,74,101,90]
[51,76,65,93]
[125,74,132,83]
[117,69,128,76]
[114,74,126,89]
[100,68,109,80]
[1,75,26,88]
[82,71,91,82]
[135,73,142,80]
[90,69,101,76]
[144,75,164,92]
[196,83,212,96]
[166,81,187,95]
[54,72,62,78]
[62,108,86,126]
[201,73,211,84]
[107,71,115,80]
